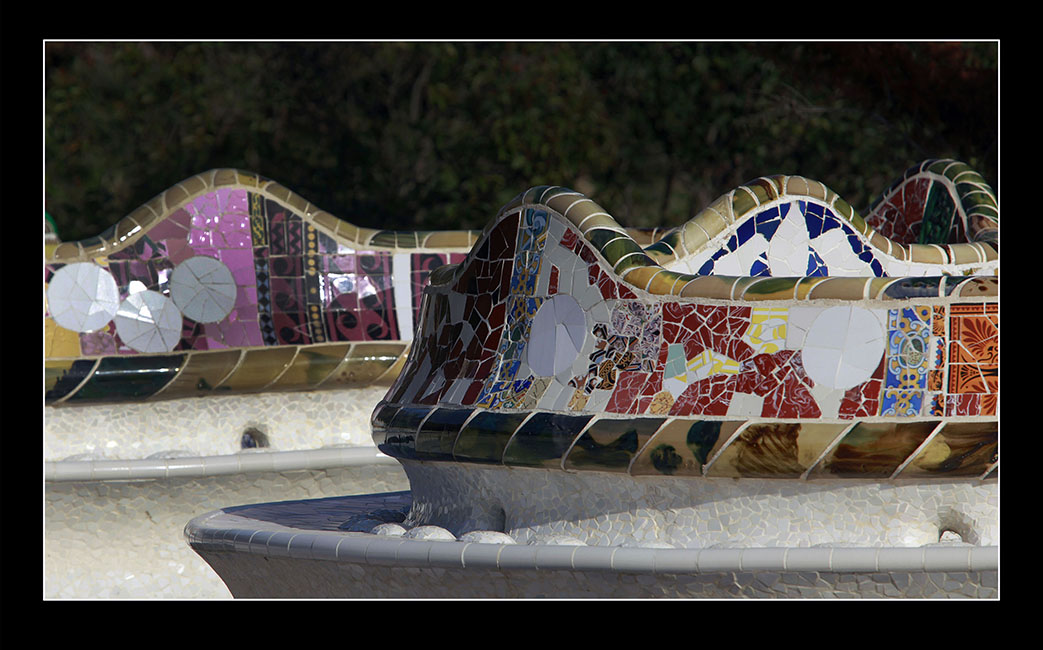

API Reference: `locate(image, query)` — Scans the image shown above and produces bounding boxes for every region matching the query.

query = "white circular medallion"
[46,262,121,332]
[114,290,184,353]
[800,306,885,390]
[527,294,587,377]
[170,256,237,323]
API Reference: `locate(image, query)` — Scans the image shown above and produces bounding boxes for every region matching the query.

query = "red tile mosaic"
[839,357,884,418]
[865,177,931,244]
[605,370,650,413]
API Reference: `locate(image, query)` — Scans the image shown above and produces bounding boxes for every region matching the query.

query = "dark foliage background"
[45,41,997,242]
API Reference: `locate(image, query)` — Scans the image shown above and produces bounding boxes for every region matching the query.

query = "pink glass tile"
[217,249,256,285]
[79,330,117,356]
[163,238,193,265]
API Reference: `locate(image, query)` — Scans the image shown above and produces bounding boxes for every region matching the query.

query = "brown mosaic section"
[809,421,939,478]
[706,422,851,478]
[150,349,243,399]
[899,421,998,478]
[322,342,409,387]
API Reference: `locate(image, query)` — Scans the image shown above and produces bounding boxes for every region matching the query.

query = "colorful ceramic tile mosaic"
[374,159,998,481]
[44,170,481,405]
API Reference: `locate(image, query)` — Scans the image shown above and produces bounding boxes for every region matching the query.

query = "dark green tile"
[370,403,401,446]
[65,355,184,403]
[564,417,666,472]
[45,359,99,403]
[918,182,956,245]
[599,236,643,266]
[377,405,432,460]
[453,411,530,464]
[744,277,800,296]
[502,412,594,468]
[415,408,474,460]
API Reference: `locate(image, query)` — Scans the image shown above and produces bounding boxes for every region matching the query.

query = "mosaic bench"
[44,171,675,406]
[41,170,669,596]
[368,158,998,549]
[187,159,999,597]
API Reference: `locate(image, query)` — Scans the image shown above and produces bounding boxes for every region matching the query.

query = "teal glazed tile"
[501,412,594,468]
[378,406,432,460]
[414,407,474,460]
[564,417,667,472]
[64,355,185,403]
[453,411,530,464]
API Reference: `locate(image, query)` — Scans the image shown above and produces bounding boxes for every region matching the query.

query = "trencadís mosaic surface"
[44,170,673,406]
[44,170,482,405]
[373,159,998,481]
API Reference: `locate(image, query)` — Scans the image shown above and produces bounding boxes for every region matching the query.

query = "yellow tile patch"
[741,307,788,354]
[45,318,82,358]
[686,349,740,380]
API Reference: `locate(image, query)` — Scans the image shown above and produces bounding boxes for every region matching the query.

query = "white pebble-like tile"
[45,386,390,460]
[397,460,997,549]
[404,526,456,541]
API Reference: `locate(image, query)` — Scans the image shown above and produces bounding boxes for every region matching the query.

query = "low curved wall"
[185,491,998,598]
[46,455,407,598]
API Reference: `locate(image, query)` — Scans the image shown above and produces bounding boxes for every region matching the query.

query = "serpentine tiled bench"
[187,159,999,598]
[40,169,670,598]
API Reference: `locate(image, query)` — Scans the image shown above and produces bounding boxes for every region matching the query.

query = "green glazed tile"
[918,183,957,245]
[630,419,728,477]
[369,230,420,249]
[65,355,184,403]
[730,187,758,219]
[271,344,353,390]
[502,412,594,468]
[564,417,666,472]
[600,236,644,267]
[153,349,242,398]
[586,227,626,250]
[378,405,432,460]
[45,359,97,403]
[613,252,655,277]
[453,411,530,464]
[415,408,474,460]
[742,277,800,299]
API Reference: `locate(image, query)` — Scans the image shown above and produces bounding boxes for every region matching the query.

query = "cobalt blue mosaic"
[696,200,886,277]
